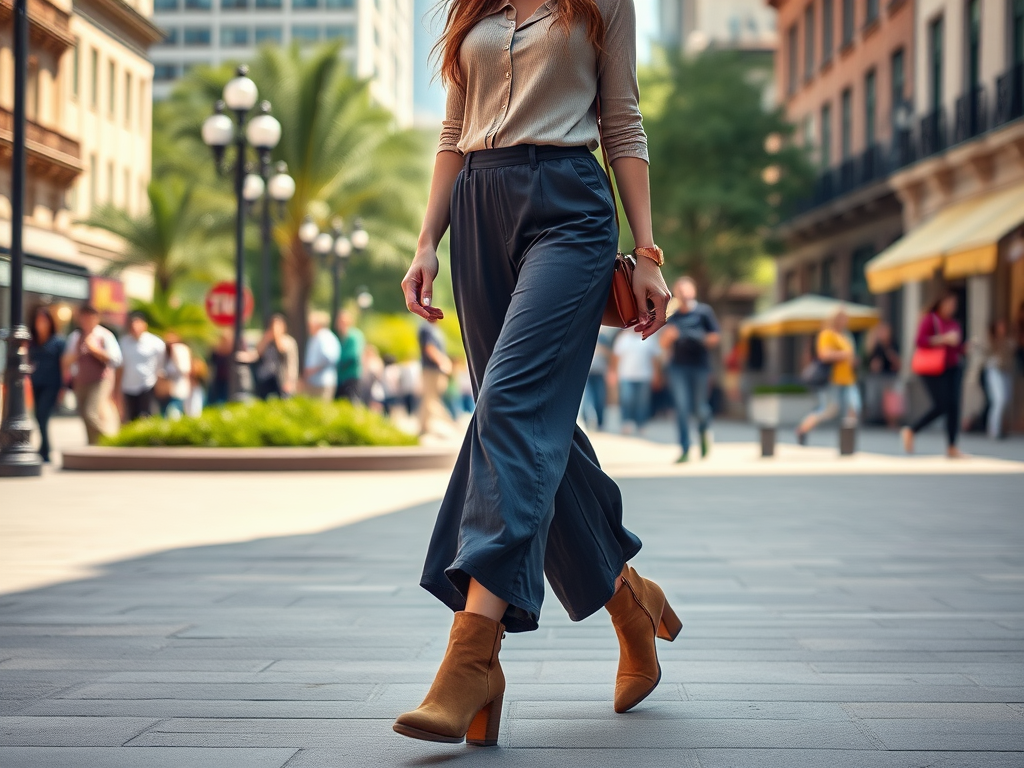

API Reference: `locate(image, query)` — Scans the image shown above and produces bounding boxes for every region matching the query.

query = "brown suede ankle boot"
[393,611,506,746]
[605,565,682,713]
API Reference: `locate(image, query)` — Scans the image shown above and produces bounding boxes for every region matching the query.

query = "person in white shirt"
[62,305,123,444]
[116,311,166,422]
[161,332,193,420]
[303,310,341,402]
[612,328,663,434]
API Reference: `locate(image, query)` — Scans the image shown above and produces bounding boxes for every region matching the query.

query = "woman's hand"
[631,257,671,340]
[402,247,445,322]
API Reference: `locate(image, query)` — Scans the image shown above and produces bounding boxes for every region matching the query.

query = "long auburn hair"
[433,0,605,89]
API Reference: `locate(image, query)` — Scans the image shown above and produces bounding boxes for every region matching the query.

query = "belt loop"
[528,144,538,170]
[464,152,473,174]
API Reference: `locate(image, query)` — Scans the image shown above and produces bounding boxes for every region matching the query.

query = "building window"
[1013,0,1024,66]
[90,48,98,109]
[787,24,798,94]
[154,64,179,81]
[850,245,874,306]
[928,15,944,110]
[184,27,212,46]
[841,0,854,47]
[255,0,283,8]
[221,0,248,7]
[820,256,836,297]
[866,0,879,25]
[123,168,130,209]
[220,25,250,46]
[891,47,905,123]
[154,0,178,9]
[108,61,116,118]
[864,69,876,147]
[255,26,284,44]
[139,79,148,129]
[89,154,97,208]
[26,60,39,120]
[72,40,79,99]
[292,25,320,42]
[325,0,355,7]
[125,71,132,128]
[820,101,832,167]
[804,3,815,81]
[159,27,179,45]
[325,25,356,45]
[292,0,319,8]
[822,0,834,64]
[107,160,114,204]
[184,0,211,9]
[966,0,981,90]
[840,87,852,159]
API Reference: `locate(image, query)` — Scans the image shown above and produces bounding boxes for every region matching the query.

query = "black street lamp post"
[0,0,42,477]
[201,67,283,400]
[297,216,369,324]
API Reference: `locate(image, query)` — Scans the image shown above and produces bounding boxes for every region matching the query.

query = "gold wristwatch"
[633,245,664,267]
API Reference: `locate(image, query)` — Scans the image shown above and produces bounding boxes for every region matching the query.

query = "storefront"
[0,252,92,334]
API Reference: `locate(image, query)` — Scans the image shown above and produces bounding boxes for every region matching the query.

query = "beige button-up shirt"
[438,0,648,164]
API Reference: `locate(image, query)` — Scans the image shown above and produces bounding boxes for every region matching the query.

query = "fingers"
[402,268,443,322]
[637,285,670,340]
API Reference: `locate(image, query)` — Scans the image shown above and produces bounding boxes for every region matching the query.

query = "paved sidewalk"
[2,469,1022,766]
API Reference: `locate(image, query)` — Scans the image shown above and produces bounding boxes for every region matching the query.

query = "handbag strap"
[595,95,622,232]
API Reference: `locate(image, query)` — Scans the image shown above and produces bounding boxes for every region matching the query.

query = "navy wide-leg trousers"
[420,145,642,634]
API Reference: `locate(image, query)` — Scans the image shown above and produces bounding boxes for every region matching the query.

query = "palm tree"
[79,179,233,301]
[248,43,429,347]
[159,45,429,348]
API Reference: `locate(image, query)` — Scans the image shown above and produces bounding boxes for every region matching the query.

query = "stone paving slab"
[0,474,1022,766]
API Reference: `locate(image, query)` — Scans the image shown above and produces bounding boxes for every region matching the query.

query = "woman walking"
[795,309,860,444]
[394,0,677,747]
[160,332,192,420]
[980,319,1015,440]
[29,306,65,464]
[901,292,966,458]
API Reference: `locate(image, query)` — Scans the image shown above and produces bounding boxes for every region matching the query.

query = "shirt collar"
[499,0,556,30]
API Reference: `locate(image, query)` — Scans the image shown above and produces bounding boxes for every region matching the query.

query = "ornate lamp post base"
[0,326,43,477]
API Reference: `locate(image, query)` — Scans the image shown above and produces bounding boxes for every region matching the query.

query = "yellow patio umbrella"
[739,295,880,338]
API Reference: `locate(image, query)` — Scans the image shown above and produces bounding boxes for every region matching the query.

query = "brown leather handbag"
[595,98,641,328]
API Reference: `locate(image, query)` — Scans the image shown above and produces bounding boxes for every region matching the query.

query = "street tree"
[641,50,813,297]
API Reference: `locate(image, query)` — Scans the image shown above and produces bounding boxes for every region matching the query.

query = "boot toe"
[613,669,661,714]
[394,707,464,742]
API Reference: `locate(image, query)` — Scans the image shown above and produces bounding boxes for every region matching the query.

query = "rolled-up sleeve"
[437,82,466,155]
[598,0,648,163]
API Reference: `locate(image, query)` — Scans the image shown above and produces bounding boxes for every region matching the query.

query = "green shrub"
[751,384,811,396]
[101,397,418,448]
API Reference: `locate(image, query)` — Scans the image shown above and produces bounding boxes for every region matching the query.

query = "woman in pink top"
[901,292,966,458]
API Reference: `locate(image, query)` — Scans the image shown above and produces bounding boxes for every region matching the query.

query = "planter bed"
[61,445,457,472]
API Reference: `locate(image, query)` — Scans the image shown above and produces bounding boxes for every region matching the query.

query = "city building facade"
[149,0,414,126]
[864,0,1024,428]
[767,0,915,377]
[1,0,161,332]
[660,0,778,52]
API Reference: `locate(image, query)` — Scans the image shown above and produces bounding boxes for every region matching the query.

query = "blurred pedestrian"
[980,319,1015,439]
[612,328,661,435]
[207,330,234,406]
[418,318,453,436]
[796,309,860,445]
[335,309,365,402]
[581,328,615,430]
[902,292,966,458]
[116,311,165,422]
[187,356,208,417]
[161,332,192,420]
[303,310,340,402]
[28,305,65,463]
[252,314,299,400]
[362,344,387,412]
[660,276,720,461]
[62,305,122,444]
[863,322,901,427]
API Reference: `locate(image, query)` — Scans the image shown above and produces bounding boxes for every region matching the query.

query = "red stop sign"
[205,282,254,327]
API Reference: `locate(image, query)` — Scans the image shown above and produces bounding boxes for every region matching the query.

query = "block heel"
[466,694,503,747]
[657,601,682,641]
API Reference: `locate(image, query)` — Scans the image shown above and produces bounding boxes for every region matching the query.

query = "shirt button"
[505,71,510,78]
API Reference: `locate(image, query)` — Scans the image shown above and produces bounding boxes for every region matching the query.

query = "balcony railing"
[0,106,83,184]
[789,62,1024,220]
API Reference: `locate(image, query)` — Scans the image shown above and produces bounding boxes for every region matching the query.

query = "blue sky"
[413,0,659,123]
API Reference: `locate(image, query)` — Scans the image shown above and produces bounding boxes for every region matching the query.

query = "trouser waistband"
[463,144,592,171]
